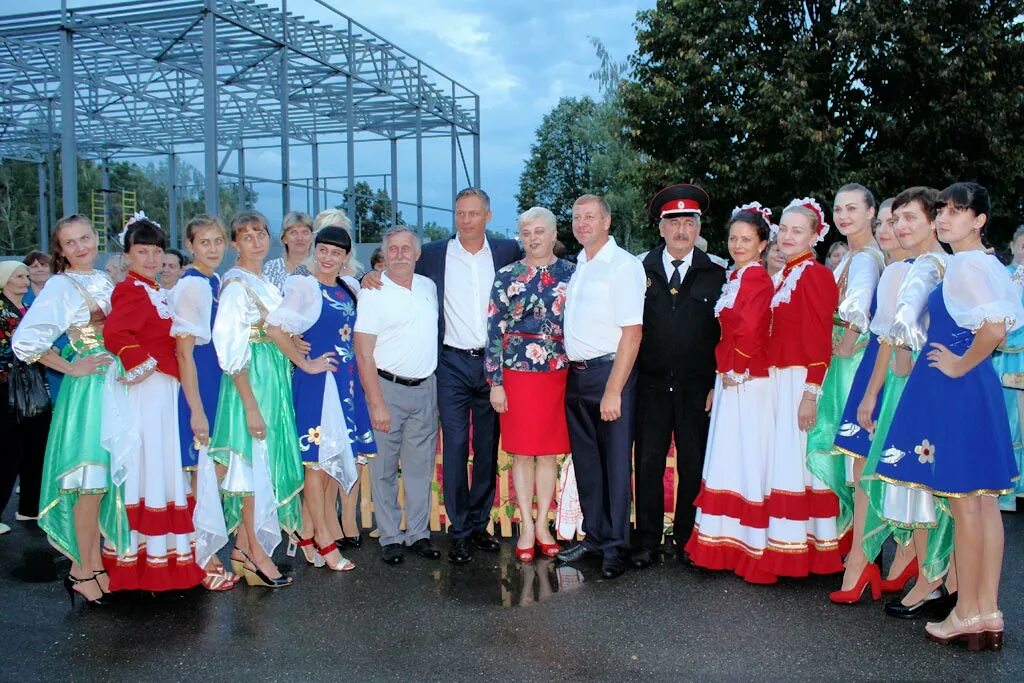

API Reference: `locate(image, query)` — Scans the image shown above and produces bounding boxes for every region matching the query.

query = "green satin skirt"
[806,324,869,538]
[37,342,128,565]
[209,341,303,536]
[860,355,953,581]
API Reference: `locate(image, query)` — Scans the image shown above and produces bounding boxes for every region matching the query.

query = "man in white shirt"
[556,194,645,580]
[354,227,442,566]
[414,188,521,564]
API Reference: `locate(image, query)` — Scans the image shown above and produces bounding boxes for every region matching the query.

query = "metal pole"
[168,151,178,248]
[390,137,398,225]
[101,158,110,243]
[59,20,78,215]
[473,95,481,188]
[312,137,320,215]
[37,163,47,249]
[202,0,219,216]
[416,107,423,232]
[46,99,56,228]
[451,123,457,216]
[346,20,355,227]
[279,48,290,214]
[237,146,246,211]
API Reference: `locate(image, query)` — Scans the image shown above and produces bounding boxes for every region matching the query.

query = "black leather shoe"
[409,538,441,560]
[381,543,404,565]
[675,547,695,567]
[556,542,602,564]
[448,539,473,564]
[631,547,658,569]
[471,529,500,552]
[884,585,952,619]
[601,555,627,580]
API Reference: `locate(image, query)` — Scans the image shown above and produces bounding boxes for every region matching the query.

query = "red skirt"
[500,368,570,456]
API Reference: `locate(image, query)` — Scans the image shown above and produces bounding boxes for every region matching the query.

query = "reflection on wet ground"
[3,513,1023,680]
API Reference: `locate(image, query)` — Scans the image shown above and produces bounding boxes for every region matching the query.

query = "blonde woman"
[263,211,314,292]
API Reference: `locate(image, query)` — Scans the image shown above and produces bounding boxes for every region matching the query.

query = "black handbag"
[7,359,49,422]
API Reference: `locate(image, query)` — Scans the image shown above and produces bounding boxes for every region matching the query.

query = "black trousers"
[437,347,500,539]
[565,363,637,556]
[0,385,50,520]
[633,384,711,549]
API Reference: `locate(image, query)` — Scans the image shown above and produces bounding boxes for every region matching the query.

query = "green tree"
[341,181,405,243]
[621,0,1024,251]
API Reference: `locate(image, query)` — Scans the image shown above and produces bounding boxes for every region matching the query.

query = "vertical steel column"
[346,20,356,233]
[37,163,47,248]
[46,99,56,228]
[100,158,110,242]
[59,18,78,215]
[237,146,246,210]
[390,137,398,225]
[450,123,458,217]
[168,151,178,248]
[202,1,219,216]
[311,137,320,215]
[473,95,481,188]
[416,109,423,232]
[279,48,290,214]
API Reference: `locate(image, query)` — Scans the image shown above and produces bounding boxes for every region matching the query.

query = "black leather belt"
[377,369,428,387]
[443,344,485,357]
[569,353,617,370]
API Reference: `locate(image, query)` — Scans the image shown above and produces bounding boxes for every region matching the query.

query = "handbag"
[7,359,50,422]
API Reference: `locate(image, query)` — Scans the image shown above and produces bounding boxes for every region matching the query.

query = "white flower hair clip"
[783,197,830,246]
[118,211,161,248]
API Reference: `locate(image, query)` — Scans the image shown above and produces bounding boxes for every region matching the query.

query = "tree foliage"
[341,180,405,243]
[620,0,1024,251]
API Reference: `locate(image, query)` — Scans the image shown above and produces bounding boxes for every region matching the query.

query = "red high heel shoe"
[536,541,560,558]
[291,534,324,567]
[829,563,882,604]
[515,544,535,562]
[880,559,918,593]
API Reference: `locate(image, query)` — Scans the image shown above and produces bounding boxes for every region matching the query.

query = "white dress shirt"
[354,273,438,379]
[662,247,694,284]
[443,236,494,349]
[564,236,646,361]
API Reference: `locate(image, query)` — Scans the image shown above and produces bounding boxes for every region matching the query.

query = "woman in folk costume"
[855,187,956,617]
[266,225,377,572]
[171,214,239,591]
[99,214,205,591]
[761,198,843,577]
[684,203,775,582]
[993,225,1024,511]
[874,183,1022,651]
[210,211,313,588]
[12,215,118,605]
[805,184,884,556]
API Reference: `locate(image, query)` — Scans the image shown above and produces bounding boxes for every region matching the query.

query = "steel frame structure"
[0,0,480,249]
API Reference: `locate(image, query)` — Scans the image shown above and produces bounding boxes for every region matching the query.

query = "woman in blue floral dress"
[267,226,376,572]
[487,207,574,562]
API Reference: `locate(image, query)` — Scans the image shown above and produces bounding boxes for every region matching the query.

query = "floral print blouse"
[485,258,575,386]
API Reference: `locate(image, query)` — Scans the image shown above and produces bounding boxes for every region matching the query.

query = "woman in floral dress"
[486,207,574,562]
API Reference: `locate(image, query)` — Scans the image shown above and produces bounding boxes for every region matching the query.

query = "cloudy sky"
[11,0,655,236]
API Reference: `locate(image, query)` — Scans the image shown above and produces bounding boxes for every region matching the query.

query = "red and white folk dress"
[101,272,204,591]
[762,253,844,577]
[685,262,778,583]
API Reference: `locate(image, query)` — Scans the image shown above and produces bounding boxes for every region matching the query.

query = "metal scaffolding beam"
[0,0,480,230]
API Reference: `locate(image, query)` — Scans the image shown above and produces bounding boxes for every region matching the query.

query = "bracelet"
[802,383,822,397]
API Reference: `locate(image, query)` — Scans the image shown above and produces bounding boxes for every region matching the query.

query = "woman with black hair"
[266,225,376,571]
[684,203,776,583]
[160,248,190,289]
[13,215,117,605]
[874,182,1023,650]
[100,214,205,591]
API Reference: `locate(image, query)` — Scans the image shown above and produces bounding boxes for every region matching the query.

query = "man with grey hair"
[354,226,442,565]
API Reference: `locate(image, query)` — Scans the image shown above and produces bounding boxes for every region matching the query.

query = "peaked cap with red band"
[648,184,710,221]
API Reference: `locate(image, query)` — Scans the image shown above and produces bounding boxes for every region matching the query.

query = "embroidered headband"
[732,201,777,239]
[783,197,830,245]
[118,210,161,248]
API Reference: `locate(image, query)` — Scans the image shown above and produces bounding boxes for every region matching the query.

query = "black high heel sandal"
[64,574,106,607]
[92,569,111,595]
[238,549,293,589]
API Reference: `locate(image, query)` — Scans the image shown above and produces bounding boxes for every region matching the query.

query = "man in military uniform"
[632,184,726,569]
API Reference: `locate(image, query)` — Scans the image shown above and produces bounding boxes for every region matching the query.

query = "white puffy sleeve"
[341,275,361,295]
[265,275,322,335]
[212,279,255,375]
[944,252,1024,334]
[870,261,912,340]
[169,276,213,344]
[837,249,883,332]
[12,275,82,363]
[890,253,946,350]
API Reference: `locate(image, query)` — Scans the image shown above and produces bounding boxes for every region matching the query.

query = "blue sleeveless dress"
[177,268,222,470]
[875,283,1019,496]
[292,280,376,467]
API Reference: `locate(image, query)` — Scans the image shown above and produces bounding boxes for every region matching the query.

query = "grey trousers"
[368,374,438,547]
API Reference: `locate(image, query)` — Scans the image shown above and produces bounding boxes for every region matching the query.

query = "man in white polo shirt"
[556,194,646,580]
[354,226,441,566]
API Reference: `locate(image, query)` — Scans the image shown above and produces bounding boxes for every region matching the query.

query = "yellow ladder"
[91,191,107,251]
